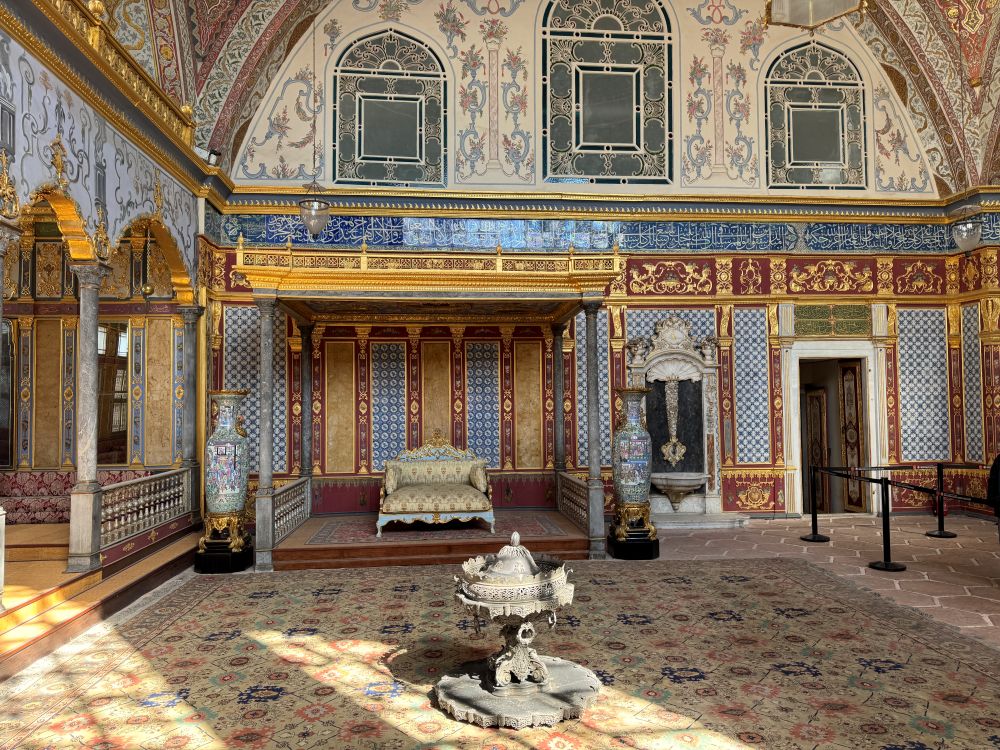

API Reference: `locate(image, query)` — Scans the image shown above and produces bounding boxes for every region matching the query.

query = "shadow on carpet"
[1,558,999,750]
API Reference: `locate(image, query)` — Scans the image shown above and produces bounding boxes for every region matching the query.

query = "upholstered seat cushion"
[381,482,492,514]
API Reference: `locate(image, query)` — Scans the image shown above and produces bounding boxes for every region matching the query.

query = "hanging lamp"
[298,21,331,238]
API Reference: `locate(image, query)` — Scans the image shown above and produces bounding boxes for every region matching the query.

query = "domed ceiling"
[103,0,1000,193]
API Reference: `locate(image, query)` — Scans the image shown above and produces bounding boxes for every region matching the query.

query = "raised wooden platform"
[1,531,199,681]
[274,510,588,570]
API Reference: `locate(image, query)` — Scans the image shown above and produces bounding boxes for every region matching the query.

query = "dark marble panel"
[647,379,704,474]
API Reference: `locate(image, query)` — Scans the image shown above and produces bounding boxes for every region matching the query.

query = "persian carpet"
[1,559,1000,750]
[306,510,567,544]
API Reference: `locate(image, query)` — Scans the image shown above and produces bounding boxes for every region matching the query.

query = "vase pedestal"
[195,535,254,574]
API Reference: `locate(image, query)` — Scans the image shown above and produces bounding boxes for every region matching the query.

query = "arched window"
[765,41,865,189]
[541,0,672,184]
[333,30,447,187]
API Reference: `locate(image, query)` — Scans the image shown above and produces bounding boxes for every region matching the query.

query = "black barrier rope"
[802,463,1000,564]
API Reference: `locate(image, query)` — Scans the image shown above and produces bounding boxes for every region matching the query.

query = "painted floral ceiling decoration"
[92,0,1000,192]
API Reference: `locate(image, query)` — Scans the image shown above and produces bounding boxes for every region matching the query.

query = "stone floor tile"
[898,580,969,596]
[931,607,993,628]
[966,586,1000,601]
[876,589,938,607]
[934,595,1000,615]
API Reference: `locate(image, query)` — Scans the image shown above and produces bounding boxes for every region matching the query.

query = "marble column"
[179,305,203,514]
[300,324,314,477]
[552,323,566,473]
[583,301,606,558]
[255,297,276,572]
[67,261,110,573]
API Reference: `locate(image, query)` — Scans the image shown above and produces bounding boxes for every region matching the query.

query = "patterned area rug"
[2,559,1000,749]
[306,511,567,544]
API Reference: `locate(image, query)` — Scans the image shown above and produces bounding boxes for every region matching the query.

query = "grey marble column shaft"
[67,262,110,572]
[300,324,314,477]
[179,306,203,513]
[583,302,606,558]
[552,323,566,473]
[255,297,276,572]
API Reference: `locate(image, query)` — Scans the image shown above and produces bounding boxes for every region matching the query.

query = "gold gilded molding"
[982,249,999,290]
[981,298,1000,333]
[0,5,206,194]
[629,261,713,295]
[945,256,960,295]
[716,257,733,295]
[788,259,873,294]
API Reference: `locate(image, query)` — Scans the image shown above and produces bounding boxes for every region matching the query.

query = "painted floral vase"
[612,387,652,506]
[205,391,250,516]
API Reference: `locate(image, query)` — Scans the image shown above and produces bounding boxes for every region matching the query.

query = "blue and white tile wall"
[465,342,501,468]
[575,309,611,467]
[370,342,407,471]
[961,305,984,463]
[222,305,288,472]
[733,307,771,464]
[625,307,716,342]
[897,308,950,462]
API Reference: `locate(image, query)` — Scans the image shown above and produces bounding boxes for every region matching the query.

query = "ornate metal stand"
[435,533,599,728]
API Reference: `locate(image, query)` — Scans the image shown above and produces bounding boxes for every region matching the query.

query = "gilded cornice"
[1,3,207,194]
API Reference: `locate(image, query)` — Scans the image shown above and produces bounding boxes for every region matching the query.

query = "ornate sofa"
[377,432,495,537]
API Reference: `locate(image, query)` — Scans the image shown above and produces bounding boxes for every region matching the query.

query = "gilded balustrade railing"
[100,468,191,547]
[556,472,589,534]
[273,477,311,546]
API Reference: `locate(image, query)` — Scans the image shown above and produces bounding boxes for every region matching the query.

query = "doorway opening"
[799,358,869,513]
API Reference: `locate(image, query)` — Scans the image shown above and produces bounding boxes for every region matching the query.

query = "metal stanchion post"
[801,465,830,543]
[870,475,905,571]
[926,462,956,538]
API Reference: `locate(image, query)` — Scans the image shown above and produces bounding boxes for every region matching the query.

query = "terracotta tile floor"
[657,514,1000,648]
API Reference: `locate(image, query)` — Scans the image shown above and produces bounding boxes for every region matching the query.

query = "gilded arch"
[112,213,196,305]
[27,184,96,262]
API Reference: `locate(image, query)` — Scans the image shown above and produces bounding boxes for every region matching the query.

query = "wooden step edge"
[274,538,588,558]
[0,570,102,635]
[0,533,198,682]
[5,545,70,563]
[274,551,590,570]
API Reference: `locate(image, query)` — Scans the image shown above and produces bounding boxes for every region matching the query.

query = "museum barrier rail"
[100,468,192,548]
[556,472,589,534]
[273,477,311,546]
[804,465,1000,572]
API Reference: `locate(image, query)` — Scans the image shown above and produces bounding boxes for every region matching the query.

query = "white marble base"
[650,493,750,530]
[652,512,751,530]
[435,656,600,729]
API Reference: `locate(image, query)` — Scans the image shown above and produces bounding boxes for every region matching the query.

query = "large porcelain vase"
[205,391,250,516]
[612,387,652,506]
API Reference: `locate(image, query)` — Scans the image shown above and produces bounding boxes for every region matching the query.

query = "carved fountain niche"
[626,316,733,528]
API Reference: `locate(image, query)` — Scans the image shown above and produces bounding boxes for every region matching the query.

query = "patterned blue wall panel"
[221,213,971,254]
[370,343,407,471]
[465,342,501,467]
[898,308,951,462]
[733,307,771,464]
[222,306,289,473]
[625,307,716,342]
[962,305,984,463]
[575,310,611,468]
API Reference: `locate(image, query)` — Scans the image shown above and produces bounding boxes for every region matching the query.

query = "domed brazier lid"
[455,532,575,617]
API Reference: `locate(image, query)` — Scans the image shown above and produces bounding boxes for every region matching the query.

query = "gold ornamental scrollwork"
[769,258,787,294]
[737,484,772,511]
[0,149,20,220]
[896,261,943,295]
[739,258,762,294]
[876,257,893,295]
[628,261,713,295]
[788,259,873,293]
[613,502,657,541]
